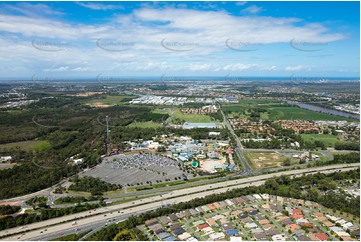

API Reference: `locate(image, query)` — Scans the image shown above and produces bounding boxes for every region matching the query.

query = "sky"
[0,1,359,80]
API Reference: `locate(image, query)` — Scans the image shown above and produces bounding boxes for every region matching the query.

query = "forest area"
[0,94,227,199]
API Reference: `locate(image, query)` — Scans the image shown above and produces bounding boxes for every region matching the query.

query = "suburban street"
[0,163,358,241]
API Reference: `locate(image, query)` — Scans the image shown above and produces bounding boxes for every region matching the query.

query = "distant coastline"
[0,76,359,84]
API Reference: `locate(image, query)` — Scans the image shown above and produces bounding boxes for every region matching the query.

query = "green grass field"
[301,134,341,147]
[311,151,330,162]
[221,105,248,113]
[0,140,50,152]
[237,99,282,105]
[152,108,170,114]
[127,121,163,129]
[87,95,136,106]
[222,99,357,122]
[172,109,213,123]
[51,230,91,241]
[222,100,284,118]
[268,106,357,121]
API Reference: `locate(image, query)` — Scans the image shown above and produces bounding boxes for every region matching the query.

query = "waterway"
[286,100,360,120]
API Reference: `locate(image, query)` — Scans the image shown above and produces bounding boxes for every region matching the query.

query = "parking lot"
[81,154,184,185]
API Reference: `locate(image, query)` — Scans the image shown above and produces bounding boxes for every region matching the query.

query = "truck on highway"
[72,221,77,226]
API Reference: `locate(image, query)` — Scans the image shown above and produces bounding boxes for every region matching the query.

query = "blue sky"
[0,1,359,79]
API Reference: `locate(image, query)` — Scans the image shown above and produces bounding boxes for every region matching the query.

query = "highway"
[219,104,252,173]
[0,163,358,241]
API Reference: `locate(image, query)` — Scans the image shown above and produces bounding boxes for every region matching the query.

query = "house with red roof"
[315,233,328,241]
[293,208,302,215]
[293,213,304,219]
[196,224,209,230]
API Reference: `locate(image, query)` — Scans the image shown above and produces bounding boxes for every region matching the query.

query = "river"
[286,101,360,120]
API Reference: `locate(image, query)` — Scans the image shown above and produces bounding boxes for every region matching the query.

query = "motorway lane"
[5,181,268,241]
[0,163,358,241]
[13,167,359,241]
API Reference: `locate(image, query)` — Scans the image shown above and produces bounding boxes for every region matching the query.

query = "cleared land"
[171,108,213,123]
[86,95,136,107]
[0,163,15,170]
[244,151,298,169]
[0,140,50,152]
[128,121,163,129]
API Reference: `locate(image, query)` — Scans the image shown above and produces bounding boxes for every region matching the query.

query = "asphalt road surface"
[219,106,252,173]
[0,163,358,241]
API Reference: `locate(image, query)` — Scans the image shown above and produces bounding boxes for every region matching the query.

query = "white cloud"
[1,2,64,17]
[76,2,124,11]
[189,63,212,71]
[262,65,277,71]
[241,5,263,14]
[285,65,306,71]
[0,5,349,76]
[45,66,69,72]
[223,64,256,71]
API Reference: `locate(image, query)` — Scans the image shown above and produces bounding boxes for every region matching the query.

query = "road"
[0,171,91,208]
[243,148,351,161]
[0,163,358,241]
[219,104,252,173]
